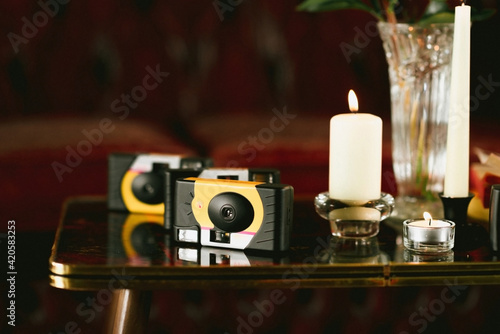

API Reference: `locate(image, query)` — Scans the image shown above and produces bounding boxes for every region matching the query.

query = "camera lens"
[130,222,165,258]
[131,172,163,204]
[208,192,254,233]
[221,205,235,221]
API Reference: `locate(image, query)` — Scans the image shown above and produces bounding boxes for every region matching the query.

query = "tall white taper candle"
[444,3,471,198]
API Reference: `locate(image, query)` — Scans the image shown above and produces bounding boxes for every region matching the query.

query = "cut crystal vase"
[378,22,454,220]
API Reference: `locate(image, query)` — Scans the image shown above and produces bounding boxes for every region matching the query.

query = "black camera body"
[173,177,294,252]
[164,168,281,230]
[108,152,212,214]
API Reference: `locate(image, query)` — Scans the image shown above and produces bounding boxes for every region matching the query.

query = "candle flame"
[423,212,433,226]
[348,90,359,112]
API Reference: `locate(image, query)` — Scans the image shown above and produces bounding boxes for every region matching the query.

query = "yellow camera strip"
[189,177,265,234]
[121,170,164,214]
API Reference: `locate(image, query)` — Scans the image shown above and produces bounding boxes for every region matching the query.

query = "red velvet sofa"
[1,0,399,234]
[2,1,500,333]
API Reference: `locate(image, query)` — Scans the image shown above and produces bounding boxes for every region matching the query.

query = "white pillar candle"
[444,3,471,198]
[329,90,382,204]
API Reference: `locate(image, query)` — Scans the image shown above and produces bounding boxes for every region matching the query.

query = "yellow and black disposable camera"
[173,177,294,252]
[164,167,281,230]
[108,152,212,214]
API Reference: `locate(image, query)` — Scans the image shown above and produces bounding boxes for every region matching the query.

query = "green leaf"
[370,0,382,14]
[296,0,496,24]
[424,0,449,16]
[297,0,369,12]
[418,12,455,25]
[297,0,383,20]
[471,8,496,22]
[417,7,496,25]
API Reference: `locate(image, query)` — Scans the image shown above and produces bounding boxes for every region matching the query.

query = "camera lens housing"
[208,192,254,232]
[130,222,165,258]
[131,172,163,204]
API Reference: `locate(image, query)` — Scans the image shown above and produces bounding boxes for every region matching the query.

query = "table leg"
[104,289,152,334]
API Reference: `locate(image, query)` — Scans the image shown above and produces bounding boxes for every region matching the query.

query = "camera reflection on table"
[108,211,171,265]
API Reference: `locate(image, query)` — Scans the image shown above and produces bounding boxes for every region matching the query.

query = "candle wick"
[428,217,432,226]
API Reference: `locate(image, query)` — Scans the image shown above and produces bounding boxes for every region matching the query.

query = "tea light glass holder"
[403,249,454,262]
[403,219,455,253]
[314,192,395,238]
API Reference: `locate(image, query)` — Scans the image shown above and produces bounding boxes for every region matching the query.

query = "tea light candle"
[329,90,382,204]
[403,212,455,253]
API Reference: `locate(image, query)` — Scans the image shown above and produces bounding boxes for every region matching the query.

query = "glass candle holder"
[403,219,455,253]
[327,236,388,264]
[440,192,489,251]
[403,249,454,262]
[314,192,394,238]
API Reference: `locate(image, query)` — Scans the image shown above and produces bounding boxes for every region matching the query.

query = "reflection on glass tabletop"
[49,197,500,290]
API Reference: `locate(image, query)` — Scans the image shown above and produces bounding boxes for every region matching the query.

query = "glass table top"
[49,196,500,290]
